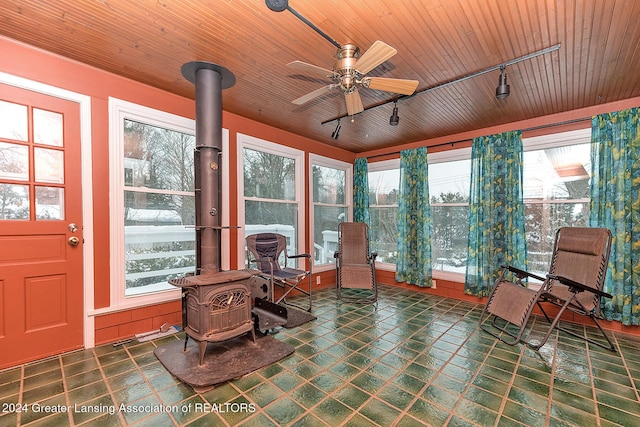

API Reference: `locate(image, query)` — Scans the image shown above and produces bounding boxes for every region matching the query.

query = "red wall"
[0,36,352,345]
[2,34,638,345]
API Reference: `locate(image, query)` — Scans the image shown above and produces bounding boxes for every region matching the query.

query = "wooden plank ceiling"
[1,0,639,153]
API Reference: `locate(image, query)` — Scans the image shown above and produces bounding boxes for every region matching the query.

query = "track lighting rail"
[321,44,561,125]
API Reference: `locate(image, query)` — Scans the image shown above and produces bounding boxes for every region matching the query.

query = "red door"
[0,84,83,369]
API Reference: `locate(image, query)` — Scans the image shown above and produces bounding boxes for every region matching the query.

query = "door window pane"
[35,186,64,220]
[33,108,63,147]
[0,183,29,219]
[0,100,28,141]
[34,147,64,183]
[0,142,29,181]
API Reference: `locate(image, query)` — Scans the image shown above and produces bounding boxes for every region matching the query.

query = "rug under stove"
[154,334,294,391]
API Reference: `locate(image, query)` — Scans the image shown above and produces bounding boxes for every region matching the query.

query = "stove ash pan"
[170,270,256,365]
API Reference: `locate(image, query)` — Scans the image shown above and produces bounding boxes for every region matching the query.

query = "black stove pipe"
[181,61,235,275]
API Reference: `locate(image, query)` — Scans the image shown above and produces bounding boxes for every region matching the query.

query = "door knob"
[68,236,80,247]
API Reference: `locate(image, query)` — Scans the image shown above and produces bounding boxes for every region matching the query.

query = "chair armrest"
[547,274,613,299]
[249,256,273,264]
[334,251,340,259]
[289,253,311,259]
[248,257,274,275]
[501,264,546,282]
[371,252,378,259]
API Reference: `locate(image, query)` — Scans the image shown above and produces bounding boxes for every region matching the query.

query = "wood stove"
[169,61,256,365]
[170,271,254,365]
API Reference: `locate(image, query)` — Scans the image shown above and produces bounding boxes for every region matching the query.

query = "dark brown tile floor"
[1,284,640,426]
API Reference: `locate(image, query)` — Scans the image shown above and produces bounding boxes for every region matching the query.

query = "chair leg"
[275,276,312,312]
[524,298,574,350]
[478,314,525,346]
[536,301,616,352]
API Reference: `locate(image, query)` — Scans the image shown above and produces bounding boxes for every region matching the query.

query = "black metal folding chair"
[246,233,312,311]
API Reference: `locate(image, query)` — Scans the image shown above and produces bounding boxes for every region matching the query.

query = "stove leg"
[198,340,207,365]
[184,334,189,352]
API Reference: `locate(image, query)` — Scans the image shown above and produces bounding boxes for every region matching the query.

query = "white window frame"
[309,154,353,271]
[105,98,231,313]
[237,133,306,269]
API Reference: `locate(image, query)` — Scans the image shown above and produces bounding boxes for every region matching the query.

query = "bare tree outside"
[123,119,196,291]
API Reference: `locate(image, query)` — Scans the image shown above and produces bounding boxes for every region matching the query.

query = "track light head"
[496,66,510,99]
[389,101,400,126]
[331,120,341,139]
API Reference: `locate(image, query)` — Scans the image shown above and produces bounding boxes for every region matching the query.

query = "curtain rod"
[322,44,561,125]
[364,116,590,160]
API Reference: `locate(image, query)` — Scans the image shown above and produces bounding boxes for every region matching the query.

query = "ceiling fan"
[288,41,419,116]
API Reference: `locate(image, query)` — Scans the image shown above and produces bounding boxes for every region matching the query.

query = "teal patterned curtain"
[396,147,432,287]
[590,108,640,326]
[353,157,370,224]
[465,131,527,297]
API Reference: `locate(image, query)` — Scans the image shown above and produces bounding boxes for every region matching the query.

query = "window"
[368,159,400,266]
[523,129,591,276]
[427,129,591,279]
[237,133,305,268]
[309,154,352,267]
[0,101,66,221]
[109,98,197,309]
[366,128,591,281]
[429,149,472,275]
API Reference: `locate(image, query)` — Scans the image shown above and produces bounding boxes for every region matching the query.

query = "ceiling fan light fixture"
[496,66,510,99]
[389,101,400,126]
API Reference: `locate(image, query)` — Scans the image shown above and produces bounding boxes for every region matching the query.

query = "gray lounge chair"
[334,222,378,303]
[479,227,614,351]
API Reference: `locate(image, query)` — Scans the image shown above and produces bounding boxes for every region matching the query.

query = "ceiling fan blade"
[345,89,364,116]
[365,77,419,95]
[287,60,333,77]
[292,85,334,105]
[354,40,397,75]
